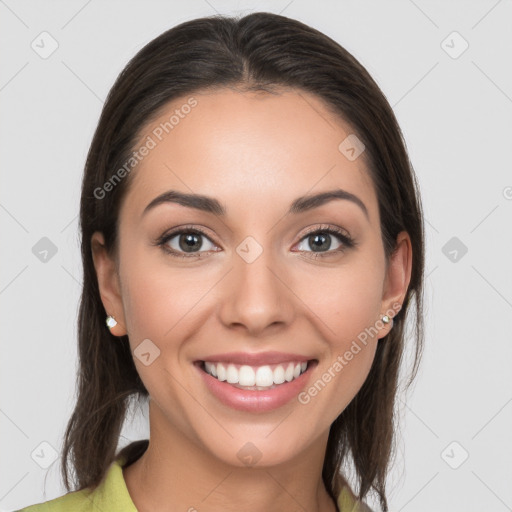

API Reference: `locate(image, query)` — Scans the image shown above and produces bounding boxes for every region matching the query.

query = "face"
[92,88,411,468]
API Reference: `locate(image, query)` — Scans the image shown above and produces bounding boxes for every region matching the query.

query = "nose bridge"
[218,233,294,334]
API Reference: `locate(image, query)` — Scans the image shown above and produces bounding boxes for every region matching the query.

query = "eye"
[155,224,356,260]
[294,225,355,258]
[156,226,218,259]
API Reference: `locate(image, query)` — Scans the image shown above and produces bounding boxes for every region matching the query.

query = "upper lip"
[197,351,313,366]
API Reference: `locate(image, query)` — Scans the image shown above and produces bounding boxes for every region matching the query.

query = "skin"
[91,88,412,512]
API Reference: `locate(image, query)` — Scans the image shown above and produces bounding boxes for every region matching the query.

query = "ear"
[91,231,127,336]
[378,230,413,339]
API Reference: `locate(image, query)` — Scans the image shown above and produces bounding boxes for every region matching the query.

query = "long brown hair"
[62,12,425,511]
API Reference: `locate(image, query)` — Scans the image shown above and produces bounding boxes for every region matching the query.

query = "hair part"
[62,12,425,511]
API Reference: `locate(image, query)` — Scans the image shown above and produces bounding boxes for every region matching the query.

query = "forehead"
[121,88,378,225]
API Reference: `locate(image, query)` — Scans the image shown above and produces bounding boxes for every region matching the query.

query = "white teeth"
[255,366,273,387]
[273,365,285,384]
[284,363,294,382]
[239,365,256,386]
[217,363,227,381]
[226,364,239,384]
[203,360,309,387]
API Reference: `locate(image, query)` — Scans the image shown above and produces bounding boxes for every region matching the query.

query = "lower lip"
[195,361,317,413]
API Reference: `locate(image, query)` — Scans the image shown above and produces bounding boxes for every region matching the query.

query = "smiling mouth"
[197,360,316,390]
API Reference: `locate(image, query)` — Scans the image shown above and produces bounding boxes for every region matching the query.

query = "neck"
[123,402,338,512]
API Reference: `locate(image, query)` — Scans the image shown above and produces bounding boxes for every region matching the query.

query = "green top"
[17,455,369,512]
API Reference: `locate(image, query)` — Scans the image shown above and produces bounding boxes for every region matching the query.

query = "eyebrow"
[142,188,369,220]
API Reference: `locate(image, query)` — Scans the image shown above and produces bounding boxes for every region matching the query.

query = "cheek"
[119,239,213,342]
[297,255,385,345]
[293,254,383,408]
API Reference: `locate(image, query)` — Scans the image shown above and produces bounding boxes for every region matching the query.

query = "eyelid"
[299,223,351,239]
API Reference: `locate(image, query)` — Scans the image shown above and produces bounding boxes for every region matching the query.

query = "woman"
[19,11,424,512]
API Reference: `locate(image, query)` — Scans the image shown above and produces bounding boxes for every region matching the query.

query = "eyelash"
[154,224,356,260]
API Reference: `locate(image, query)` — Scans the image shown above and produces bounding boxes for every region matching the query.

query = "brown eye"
[157,227,218,258]
[294,226,355,257]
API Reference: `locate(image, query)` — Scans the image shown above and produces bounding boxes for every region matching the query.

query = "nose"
[217,242,295,337]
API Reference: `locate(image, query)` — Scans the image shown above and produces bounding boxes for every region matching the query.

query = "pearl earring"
[106,315,118,330]
[382,315,391,324]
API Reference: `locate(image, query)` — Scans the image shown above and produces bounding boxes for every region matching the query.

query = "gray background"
[1,1,511,511]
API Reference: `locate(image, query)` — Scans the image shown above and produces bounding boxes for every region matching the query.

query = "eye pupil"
[180,233,202,252]
[310,233,331,251]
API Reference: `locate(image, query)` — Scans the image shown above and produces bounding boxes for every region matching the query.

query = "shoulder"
[338,485,374,512]
[16,456,137,512]
[16,487,95,512]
